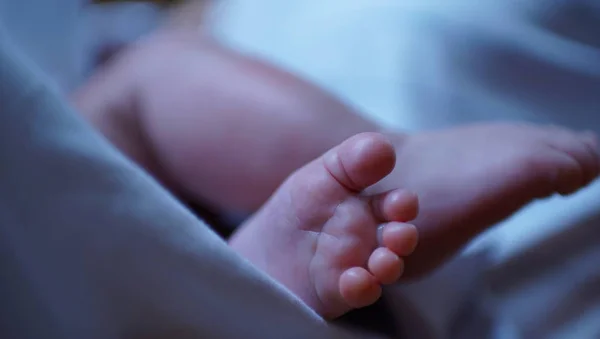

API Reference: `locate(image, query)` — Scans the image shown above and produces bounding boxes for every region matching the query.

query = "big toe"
[287,133,396,205]
[322,132,396,193]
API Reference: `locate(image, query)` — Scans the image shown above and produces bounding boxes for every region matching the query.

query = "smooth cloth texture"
[0,27,371,339]
[0,0,162,92]
[0,0,86,90]
[213,0,600,337]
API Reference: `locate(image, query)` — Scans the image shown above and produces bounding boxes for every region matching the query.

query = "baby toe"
[380,222,418,256]
[289,133,397,211]
[371,189,419,222]
[368,247,404,284]
[322,133,396,193]
[339,267,381,309]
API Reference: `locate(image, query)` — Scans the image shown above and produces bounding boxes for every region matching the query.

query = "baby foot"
[229,133,418,319]
[369,123,600,278]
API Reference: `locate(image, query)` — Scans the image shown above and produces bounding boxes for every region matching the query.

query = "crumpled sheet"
[213,0,600,338]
